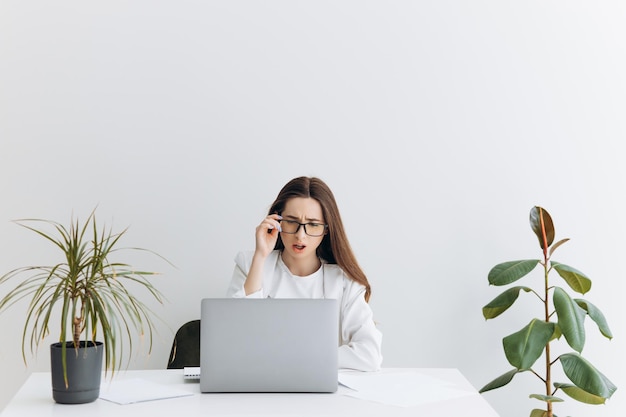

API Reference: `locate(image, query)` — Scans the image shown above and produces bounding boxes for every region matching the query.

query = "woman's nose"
[295,224,307,237]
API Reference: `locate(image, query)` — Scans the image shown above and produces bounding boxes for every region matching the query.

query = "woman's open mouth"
[292,243,306,253]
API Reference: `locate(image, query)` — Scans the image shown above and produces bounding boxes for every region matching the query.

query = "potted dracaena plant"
[0,209,169,404]
[480,206,616,417]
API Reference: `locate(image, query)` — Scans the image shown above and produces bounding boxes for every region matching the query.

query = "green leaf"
[551,262,592,294]
[0,210,171,376]
[503,319,555,370]
[479,369,520,393]
[550,324,562,342]
[560,353,617,399]
[482,286,533,319]
[488,260,539,286]
[529,410,550,417]
[575,299,613,339]
[554,382,607,405]
[553,287,587,353]
[529,393,564,402]
[530,206,555,249]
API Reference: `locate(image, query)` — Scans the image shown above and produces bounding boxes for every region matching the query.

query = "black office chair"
[167,319,200,369]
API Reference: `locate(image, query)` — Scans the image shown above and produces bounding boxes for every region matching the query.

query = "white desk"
[1,368,499,417]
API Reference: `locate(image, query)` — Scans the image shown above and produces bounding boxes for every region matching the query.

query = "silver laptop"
[200,298,339,393]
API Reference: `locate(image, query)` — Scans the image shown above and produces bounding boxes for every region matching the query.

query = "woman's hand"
[254,214,282,259]
[244,214,282,296]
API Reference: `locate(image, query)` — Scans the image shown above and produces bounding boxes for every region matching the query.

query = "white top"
[227,250,383,371]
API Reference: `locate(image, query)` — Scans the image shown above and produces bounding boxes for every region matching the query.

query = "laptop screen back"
[199,298,339,393]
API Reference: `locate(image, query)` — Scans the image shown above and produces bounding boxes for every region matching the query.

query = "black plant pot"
[50,341,104,404]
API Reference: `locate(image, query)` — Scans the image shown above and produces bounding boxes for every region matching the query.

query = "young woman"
[227,176,383,371]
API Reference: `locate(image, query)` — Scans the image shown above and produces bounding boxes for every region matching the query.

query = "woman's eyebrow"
[283,214,323,222]
[305,217,323,223]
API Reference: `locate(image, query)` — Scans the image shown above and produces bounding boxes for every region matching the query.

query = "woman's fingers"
[261,214,282,233]
[254,214,282,256]
[268,214,282,233]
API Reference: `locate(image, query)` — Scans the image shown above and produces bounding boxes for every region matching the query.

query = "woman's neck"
[280,252,321,277]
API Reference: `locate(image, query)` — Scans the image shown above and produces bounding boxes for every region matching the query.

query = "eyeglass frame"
[279,219,328,237]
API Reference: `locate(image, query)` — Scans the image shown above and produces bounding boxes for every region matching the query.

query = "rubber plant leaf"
[488,260,539,286]
[553,287,586,353]
[530,206,555,249]
[503,319,555,370]
[560,353,617,399]
[478,369,520,393]
[554,382,607,405]
[575,299,613,339]
[551,261,592,295]
[549,238,570,257]
[529,393,564,403]
[482,286,533,319]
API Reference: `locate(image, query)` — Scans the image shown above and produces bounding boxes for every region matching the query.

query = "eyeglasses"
[279,220,328,237]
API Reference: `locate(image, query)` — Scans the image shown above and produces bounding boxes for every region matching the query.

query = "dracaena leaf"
[553,287,586,353]
[560,353,617,399]
[482,287,533,319]
[503,319,555,370]
[530,206,555,249]
[551,262,592,294]
[575,299,613,339]
[488,260,539,286]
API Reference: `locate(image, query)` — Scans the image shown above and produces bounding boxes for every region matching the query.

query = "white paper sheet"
[99,378,194,405]
[338,369,475,407]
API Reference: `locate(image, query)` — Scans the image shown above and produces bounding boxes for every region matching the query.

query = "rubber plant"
[480,206,617,417]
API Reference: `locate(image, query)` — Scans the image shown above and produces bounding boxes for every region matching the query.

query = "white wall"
[1,1,625,416]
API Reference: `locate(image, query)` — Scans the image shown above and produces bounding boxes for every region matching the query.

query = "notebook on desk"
[199,298,339,393]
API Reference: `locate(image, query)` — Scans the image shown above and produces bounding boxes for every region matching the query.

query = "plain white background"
[1,2,625,416]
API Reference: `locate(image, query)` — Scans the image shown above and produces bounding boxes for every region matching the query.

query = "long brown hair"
[269,176,372,302]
